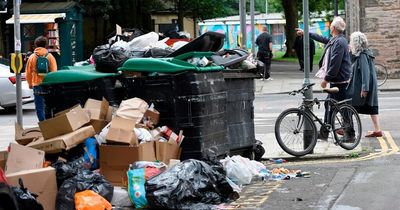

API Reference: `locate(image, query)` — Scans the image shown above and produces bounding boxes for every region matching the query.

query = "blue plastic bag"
[127,168,147,208]
[83,137,98,169]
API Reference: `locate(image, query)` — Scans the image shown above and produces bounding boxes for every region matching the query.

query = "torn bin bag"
[145,159,238,209]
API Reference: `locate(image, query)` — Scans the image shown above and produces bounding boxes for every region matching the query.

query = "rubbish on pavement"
[11,178,44,210]
[111,187,133,208]
[145,159,238,209]
[56,170,113,210]
[99,142,156,186]
[115,98,149,124]
[155,141,181,165]
[52,158,86,188]
[84,98,109,120]
[0,149,7,170]
[15,123,42,145]
[221,156,253,185]
[28,126,96,153]
[106,116,138,145]
[269,167,309,180]
[6,167,57,210]
[83,138,98,170]
[5,143,45,174]
[74,190,112,210]
[127,167,148,208]
[0,182,18,210]
[38,105,91,140]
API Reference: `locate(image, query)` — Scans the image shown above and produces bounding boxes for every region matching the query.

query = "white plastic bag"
[222,157,252,185]
[134,128,153,142]
[128,32,159,50]
[172,41,188,50]
[95,122,111,144]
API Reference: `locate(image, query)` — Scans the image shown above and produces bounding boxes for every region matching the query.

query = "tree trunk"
[282,0,298,57]
[177,0,185,31]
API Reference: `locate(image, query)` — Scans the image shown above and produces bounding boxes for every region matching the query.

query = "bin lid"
[60,65,95,71]
[41,70,117,85]
[166,31,225,57]
[118,56,224,73]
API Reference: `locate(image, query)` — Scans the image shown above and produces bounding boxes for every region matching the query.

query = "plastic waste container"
[120,55,228,160]
[39,68,122,118]
[223,70,259,158]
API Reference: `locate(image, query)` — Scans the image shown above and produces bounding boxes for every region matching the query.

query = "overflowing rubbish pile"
[0,30,281,209]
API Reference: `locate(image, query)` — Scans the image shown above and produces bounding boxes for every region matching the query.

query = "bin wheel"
[245,149,255,160]
[254,140,265,161]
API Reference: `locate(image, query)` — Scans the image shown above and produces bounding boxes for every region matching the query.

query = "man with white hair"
[296,16,352,140]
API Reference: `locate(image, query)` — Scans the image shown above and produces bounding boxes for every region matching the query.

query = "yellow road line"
[282,131,396,165]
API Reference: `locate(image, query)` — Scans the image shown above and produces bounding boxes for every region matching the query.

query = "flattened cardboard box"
[5,143,45,174]
[6,167,57,210]
[106,116,138,145]
[28,126,96,153]
[39,105,91,139]
[156,141,181,165]
[99,142,156,186]
[84,98,109,120]
[15,123,42,145]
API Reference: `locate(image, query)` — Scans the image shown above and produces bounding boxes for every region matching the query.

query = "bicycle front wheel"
[331,104,362,150]
[375,63,388,87]
[275,108,317,157]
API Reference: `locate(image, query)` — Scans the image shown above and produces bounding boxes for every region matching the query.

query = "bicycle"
[375,63,388,87]
[274,83,362,157]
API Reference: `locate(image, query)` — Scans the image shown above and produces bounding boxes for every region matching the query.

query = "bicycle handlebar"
[289,83,315,95]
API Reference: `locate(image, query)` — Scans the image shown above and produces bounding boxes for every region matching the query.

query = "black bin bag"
[93,44,129,73]
[56,170,114,210]
[145,159,239,209]
[11,178,44,210]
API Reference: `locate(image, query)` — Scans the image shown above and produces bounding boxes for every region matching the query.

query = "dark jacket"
[347,49,379,107]
[256,32,272,53]
[310,33,351,83]
[293,36,315,58]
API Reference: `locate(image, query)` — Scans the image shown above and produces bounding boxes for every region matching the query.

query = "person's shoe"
[365,131,383,137]
[299,68,304,72]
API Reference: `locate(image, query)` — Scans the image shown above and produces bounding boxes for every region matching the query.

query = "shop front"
[6,2,84,68]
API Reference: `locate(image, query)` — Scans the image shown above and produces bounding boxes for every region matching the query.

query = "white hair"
[350,31,369,56]
[331,16,346,33]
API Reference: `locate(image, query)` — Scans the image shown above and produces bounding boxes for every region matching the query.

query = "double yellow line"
[284,131,397,166]
[356,131,398,161]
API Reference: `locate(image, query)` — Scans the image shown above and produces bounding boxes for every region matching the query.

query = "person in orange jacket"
[26,36,57,121]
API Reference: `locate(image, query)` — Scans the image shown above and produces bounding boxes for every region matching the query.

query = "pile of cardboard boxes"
[2,97,184,209]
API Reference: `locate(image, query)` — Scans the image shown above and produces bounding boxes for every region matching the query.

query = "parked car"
[0,63,34,109]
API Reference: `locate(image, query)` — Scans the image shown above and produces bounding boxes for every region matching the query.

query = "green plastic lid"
[118,51,223,73]
[60,65,96,71]
[41,70,117,85]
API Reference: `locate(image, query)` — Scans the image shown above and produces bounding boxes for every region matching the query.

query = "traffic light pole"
[13,0,23,126]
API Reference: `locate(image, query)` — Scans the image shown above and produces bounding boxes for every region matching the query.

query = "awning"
[6,13,66,24]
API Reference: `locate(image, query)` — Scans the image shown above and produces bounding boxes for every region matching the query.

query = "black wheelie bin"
[39,66,123,118]
[119,52,229,160]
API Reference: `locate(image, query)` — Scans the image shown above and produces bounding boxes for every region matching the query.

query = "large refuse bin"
[40,68,122,118]
[223,71,258,157]
[120,56,229,160]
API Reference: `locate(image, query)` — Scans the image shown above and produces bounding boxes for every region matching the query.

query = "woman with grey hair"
[348,31,382,137]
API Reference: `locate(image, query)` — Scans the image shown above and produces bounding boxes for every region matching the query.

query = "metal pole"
[334,0,339,16]
[14,0,23,126]
[303,0,313,152]
[250,0,255,55]
[239,0,247,49]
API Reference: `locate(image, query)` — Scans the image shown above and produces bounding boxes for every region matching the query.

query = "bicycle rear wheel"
[375,63,388,87]
[275,108,317,156]
[331,104,362,150]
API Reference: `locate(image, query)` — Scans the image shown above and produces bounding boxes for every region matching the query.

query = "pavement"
[256,61,400,160]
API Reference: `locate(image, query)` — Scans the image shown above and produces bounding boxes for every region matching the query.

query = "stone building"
[347,0,400,78]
